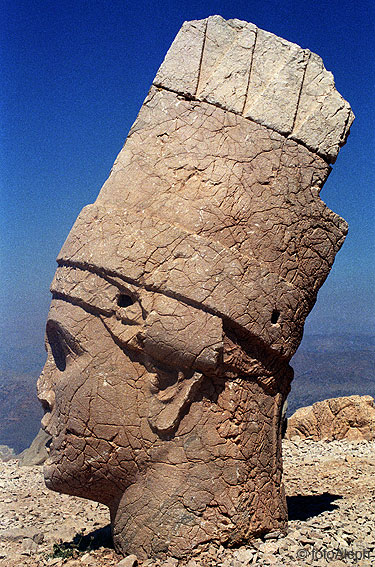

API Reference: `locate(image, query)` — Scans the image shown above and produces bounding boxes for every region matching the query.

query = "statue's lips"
[55,203,307,359]
[43,426,85,463]
[43,437,56,466]
[45,437,52,454]
[42,424,51,438]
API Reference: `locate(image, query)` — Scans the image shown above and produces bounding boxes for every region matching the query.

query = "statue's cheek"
[140,295,223,373]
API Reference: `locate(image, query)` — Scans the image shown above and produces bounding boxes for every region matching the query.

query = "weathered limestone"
[286,396,375,441]
[196,17,257,114]
[18,429,51,466]
[243,27,309,135]
[37,16,353,560]
[154,15,353,162]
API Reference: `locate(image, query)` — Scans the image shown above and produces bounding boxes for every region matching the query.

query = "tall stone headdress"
[57,16,353,360]
[40,16,354,559]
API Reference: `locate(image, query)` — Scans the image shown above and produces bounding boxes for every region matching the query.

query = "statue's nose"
[37,364,56,435]
[37,364,56,413]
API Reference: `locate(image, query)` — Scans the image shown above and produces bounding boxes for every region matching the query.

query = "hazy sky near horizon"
[1,0,374,359]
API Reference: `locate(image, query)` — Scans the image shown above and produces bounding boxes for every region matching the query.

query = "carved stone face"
[37,268,293,556]
[37,14,353,559]
[38,297,147,503]
[37,268,225,504]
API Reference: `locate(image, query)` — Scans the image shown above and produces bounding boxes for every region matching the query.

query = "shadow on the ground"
[53,494,342,556]
[287,492,342,521]
[54,524,114,556]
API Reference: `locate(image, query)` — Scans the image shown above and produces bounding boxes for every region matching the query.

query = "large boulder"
[286,395,375,441]
[17,428,51,466]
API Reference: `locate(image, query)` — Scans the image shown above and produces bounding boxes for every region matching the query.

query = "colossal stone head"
[37,16,353,560]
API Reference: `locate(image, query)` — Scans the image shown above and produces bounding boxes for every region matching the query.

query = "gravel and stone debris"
[0,439,374,566]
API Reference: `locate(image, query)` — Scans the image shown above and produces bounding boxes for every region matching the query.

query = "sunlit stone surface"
[37,16,354,559]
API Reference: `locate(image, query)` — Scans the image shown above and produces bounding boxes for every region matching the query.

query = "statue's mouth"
[43,426,82,462]
[40,408,52,437]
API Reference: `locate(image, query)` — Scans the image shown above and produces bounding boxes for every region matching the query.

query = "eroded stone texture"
[154,15,354,163]
[286,396,375,441]
[18,429,51,466]
[37,15,353,560]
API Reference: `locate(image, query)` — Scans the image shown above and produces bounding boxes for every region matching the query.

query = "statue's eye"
[117,293,135,308]
[46,321,83,371]
[46,323,66,371]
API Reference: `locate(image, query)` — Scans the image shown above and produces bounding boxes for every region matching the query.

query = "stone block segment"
[290,51,354,162]
[196,16,257,114]
[154,19,206,95]
[153,15,354,163]
[243,28,309,135]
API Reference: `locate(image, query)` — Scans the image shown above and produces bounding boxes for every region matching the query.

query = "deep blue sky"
[1,0,374,361]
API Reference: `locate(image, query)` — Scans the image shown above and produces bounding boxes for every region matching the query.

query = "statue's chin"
[43,461,63,492]
[42,444,82,496]
[42,447,120,505]
[43,460,88,499]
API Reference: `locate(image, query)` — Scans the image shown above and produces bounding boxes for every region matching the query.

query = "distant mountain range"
[0,370,43,453]
[0,334,374,453]
[0,344,46,453]
[289,334,375,414]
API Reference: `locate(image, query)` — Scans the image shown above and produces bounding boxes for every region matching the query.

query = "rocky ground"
[0,440,374,567]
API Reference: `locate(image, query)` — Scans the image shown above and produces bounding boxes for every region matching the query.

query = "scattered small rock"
[21,537,39,553]
[264,530,282,540]
[161,558,178,567]
[32,532,44,544]
[117,554,138,566]
[235,548,254,563]
[81,552,96,564]
[0,528,31,542]
[0,438,374,566]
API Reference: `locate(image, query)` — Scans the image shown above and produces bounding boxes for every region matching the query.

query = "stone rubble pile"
[0,438,374,567]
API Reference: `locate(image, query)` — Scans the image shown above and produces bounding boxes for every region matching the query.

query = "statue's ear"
[141,295,223,373]
[148,370,203,435]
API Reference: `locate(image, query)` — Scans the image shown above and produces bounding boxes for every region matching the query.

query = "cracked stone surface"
[154,15,354,162]
[1,440,374,566]
[36,15,354,560]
